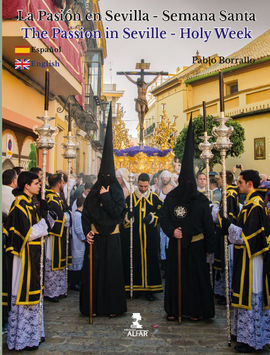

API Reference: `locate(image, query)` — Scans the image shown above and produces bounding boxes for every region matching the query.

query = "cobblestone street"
[3,290,270,354]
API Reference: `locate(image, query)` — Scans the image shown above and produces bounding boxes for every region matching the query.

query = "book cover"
[2,0,270,353]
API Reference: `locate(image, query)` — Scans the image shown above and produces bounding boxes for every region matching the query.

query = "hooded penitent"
[159,116,215,320]
[161,114,201,247]
[82,103,124,235]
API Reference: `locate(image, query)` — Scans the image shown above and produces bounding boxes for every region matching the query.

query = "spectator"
[2,169,17,215]
[63,174,77,204]
[89,174,97,185]
[260,173,270,210]
[69,174,85,208]
[71,182,91,213]
[150,171,161,194]
[70,175,82,207]
[69,196,86,291]
[171,173,179,187]
[116,168,130,199]
[46,172,52,189]
[196,172,207,195]
[30,167,43,181]
[209,177,222,205]
[13,166,24,176]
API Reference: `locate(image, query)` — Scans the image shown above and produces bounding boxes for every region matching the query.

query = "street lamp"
[199,101,214,200]
[33,69,57,342]
[212,71,234,347]
[57,97,78,296]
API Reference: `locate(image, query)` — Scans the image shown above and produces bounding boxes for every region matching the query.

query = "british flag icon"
[15,59,30,70]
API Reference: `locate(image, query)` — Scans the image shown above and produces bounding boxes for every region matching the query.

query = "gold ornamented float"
[113,104,178,175]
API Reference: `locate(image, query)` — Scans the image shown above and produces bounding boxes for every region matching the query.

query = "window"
[89,53,100,96]
[226,81,238,95]
[85,49,103,98]
[84,48,103,115]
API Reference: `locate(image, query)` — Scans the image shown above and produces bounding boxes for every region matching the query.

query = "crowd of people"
[2,114,270,353]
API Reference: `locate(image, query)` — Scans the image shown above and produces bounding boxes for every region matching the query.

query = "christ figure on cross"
[123,73,161,131]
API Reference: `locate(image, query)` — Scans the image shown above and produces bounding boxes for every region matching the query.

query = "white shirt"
[2,185,15,215]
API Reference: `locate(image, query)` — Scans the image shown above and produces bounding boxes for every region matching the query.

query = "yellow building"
[185,29,270,175]
[145,30,270,176]
[102,83,124,122]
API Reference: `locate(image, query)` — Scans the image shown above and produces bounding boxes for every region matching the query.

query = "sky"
[99,0,269,137]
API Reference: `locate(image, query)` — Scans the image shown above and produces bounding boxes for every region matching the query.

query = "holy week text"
[20,26,253,42]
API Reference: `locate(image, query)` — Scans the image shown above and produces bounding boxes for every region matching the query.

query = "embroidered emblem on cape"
[174,206,187,218]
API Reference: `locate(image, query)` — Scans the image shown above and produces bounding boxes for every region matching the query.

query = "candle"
[44,69,50,111]
[68,102,71,132]
[219,71,224,112]
[202,101,206,132]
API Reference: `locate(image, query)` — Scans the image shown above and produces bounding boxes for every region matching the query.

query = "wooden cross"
[117,59,168,82]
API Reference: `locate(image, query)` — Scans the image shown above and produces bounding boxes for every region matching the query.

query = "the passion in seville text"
[18,9,256,43]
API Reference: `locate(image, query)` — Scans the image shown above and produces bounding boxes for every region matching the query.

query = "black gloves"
[127,210,134,219]
[143,214,152,225]
[39,199,49,219]
[221,217,231,235]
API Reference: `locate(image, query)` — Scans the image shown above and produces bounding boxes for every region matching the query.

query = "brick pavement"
[3,290,270,354]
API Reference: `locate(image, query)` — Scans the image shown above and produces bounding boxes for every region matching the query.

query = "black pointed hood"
[98,102,115,178]
[176,114,197,202]
[178,114,195,184]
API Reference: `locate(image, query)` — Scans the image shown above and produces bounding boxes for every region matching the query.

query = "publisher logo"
[124,313,149,337]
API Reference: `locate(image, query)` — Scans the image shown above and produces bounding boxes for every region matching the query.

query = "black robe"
[159,191,215,319]
[45,189,71,269]
[231,188,270,309]
[121,190,163,293]
[4,193,42,305]
[80,182,127,316]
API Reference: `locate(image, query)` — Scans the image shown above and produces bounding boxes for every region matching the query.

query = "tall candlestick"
[219,71,224,113]
[44,69,50,111]
[68,102,71,132]
[203,101,206,132]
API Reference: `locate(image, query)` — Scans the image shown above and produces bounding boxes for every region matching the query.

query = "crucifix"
[117,59,168,148]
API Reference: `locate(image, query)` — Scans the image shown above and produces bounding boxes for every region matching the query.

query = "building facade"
[144,30,270,175]
[2,0,109,176]
[185,30,270,175]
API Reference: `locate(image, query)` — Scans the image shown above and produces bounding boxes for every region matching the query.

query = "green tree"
[28,143,37,170]
[173,115,245,171]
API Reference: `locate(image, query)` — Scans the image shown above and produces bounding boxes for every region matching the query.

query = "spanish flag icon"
[15,46,30,56]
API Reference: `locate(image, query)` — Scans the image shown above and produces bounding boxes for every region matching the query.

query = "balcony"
[3,0,83,98]
[70,102,98,134]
